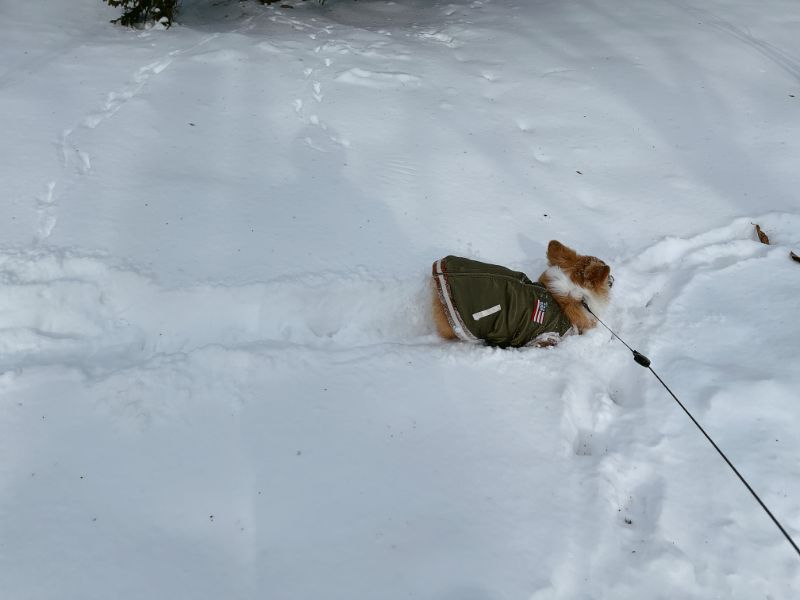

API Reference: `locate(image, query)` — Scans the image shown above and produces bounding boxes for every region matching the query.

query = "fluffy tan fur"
[432,240,612,341]
[537,240,612,333]
[431,280,458,340]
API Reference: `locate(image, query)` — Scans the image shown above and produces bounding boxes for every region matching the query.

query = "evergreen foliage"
[104,0,180,27]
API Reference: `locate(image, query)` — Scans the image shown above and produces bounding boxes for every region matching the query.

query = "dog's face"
[546,240,613,301]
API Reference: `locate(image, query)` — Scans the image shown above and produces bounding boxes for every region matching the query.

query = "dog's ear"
[547,240,578,267]
[585,263,611,287]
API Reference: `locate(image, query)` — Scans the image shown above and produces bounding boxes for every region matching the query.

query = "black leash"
[582,301,800,560]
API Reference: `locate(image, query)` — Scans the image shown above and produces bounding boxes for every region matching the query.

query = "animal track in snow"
[560,380,618,459]
[79,33,217,133]
[35,182,58,242]
[291,55,349,150]
[0,249,433,375]
[632,219,769,273]
[416,29,461,48]
[335,68,421,89]
[83,57,173,130]
[268,13,315,32]
[615,217,779,322]
[320,40,410,61]
[31,33,219,245]
[601,459,666,537]
[677,3,800,82]
[312,81,324,102]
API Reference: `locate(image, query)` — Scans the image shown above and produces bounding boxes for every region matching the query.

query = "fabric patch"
[531,299,547,324]
[472,304,501,321]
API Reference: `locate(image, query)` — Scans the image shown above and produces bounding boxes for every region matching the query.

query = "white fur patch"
[544,266,609,315]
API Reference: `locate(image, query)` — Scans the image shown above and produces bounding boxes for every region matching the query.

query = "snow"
[1,0,799,598]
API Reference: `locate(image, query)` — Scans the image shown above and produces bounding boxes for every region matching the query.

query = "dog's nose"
[608,274,615,288]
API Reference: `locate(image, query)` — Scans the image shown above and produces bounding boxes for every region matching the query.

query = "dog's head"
[546,240,613,303]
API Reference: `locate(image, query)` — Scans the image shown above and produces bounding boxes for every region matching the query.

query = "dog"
[431,240,613,347]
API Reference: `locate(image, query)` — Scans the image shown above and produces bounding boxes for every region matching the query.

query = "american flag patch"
[531,299,547,324]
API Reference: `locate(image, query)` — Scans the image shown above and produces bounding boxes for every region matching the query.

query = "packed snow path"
[2,1,800,598]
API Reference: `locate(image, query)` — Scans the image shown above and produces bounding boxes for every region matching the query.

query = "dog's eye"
[608,275,614,288]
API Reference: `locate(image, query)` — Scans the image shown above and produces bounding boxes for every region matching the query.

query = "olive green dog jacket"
[433,256,572,347]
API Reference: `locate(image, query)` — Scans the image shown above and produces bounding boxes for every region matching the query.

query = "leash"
[582,301,800,560]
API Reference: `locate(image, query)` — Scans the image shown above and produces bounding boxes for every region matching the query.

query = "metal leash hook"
[580,300,800,560]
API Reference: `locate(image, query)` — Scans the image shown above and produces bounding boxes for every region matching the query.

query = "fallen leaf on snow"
[754,224,770,245]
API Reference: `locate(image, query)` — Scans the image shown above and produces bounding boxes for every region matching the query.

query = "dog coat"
[433,256,572,347]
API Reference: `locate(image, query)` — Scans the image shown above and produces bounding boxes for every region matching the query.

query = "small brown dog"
[432,240,613,347]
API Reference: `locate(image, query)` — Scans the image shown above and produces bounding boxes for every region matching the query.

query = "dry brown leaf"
[754,224,770,245]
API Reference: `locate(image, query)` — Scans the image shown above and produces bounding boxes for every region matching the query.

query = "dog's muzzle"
[608,274,615,288]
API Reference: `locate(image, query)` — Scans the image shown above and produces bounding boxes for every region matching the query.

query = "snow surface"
[2,0,800,598]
